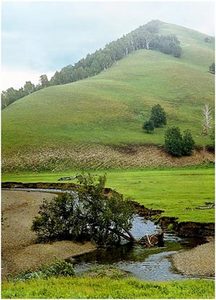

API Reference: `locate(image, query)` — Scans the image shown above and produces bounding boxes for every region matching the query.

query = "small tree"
[24,81,35,95]
[143,120,154,133]
[164,127,183,157]
[150,104,167,128]
[182,130,195,156]
[32,174,135,246]
[39,74,49,88]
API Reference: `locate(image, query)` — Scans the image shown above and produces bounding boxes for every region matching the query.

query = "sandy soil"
[172,241,215,277]
[1,190,96,278]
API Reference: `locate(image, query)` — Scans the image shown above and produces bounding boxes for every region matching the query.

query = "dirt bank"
[172,241,215,277]
[158,217,214,237]
[2,144,214,172]
[1,191,96,278]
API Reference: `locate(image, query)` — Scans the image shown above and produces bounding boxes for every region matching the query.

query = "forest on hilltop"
[1,20,182,109]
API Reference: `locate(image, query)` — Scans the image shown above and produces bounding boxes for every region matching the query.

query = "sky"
[1,0,215,90]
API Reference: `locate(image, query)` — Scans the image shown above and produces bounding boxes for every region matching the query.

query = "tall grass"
[2,277,214,299]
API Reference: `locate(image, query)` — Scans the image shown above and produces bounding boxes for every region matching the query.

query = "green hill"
[2,21,214,171]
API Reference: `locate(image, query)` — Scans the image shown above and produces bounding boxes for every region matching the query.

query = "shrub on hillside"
[143,120,154,133]
[182,130,195,156]
[150,104,167,128]
[164,127,183,157]
[164,127,195,157]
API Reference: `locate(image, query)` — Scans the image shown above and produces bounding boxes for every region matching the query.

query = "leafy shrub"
[164,127,195,157]
[143,120,154,133]
[14,260,74,281]
[164,127,183,157]
[150,104,167,128]
[182,130,195,156]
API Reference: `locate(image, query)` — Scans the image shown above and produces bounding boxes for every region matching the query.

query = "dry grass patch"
[2,145,214,172]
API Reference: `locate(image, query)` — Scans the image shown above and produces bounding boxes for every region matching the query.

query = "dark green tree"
[143,120,154,133]
[182,130,195,155]
[150,104,167,128]
[164,127,183,157]
[32,174,134,246]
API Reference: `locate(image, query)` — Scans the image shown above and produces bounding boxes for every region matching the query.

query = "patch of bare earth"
[172,241,215,277]
[1,191,96,278]
[2,145,214,171]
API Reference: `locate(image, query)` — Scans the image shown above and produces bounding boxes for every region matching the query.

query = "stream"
[71,215,205,281]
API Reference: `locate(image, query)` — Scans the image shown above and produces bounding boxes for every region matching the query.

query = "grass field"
[3,166,214,223]
[2,277,214,299]
[2,22,214,160]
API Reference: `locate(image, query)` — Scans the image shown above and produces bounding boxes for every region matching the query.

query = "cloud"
[1,67,54,91]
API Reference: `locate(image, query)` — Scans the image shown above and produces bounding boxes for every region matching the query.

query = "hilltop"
[2,21,214,171]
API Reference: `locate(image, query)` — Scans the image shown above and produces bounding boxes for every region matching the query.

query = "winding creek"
[71,215,207,281]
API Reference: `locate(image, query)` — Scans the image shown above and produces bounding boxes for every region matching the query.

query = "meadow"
[3,166,214,223]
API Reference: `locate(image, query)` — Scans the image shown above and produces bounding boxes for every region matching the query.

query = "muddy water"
[72,215,205,281]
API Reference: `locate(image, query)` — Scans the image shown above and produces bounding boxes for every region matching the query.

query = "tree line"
[1,20,182,109]
[1,74,49,109]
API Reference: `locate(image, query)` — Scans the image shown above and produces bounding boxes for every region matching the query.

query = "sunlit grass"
[2,166,214,223]
[2,277,214,299]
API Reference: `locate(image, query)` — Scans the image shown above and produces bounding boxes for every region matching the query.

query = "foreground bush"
[13,260,74,281]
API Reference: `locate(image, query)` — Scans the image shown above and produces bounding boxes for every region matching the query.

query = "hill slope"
[2,21,214,171]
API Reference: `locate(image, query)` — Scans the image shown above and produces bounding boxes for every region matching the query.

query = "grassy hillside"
[2,22,214,169]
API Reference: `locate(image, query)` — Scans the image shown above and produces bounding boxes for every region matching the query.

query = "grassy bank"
[2,277,214,299]
[2,166,214,223]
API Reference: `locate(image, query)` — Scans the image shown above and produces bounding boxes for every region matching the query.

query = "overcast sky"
[1,0,215,90]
